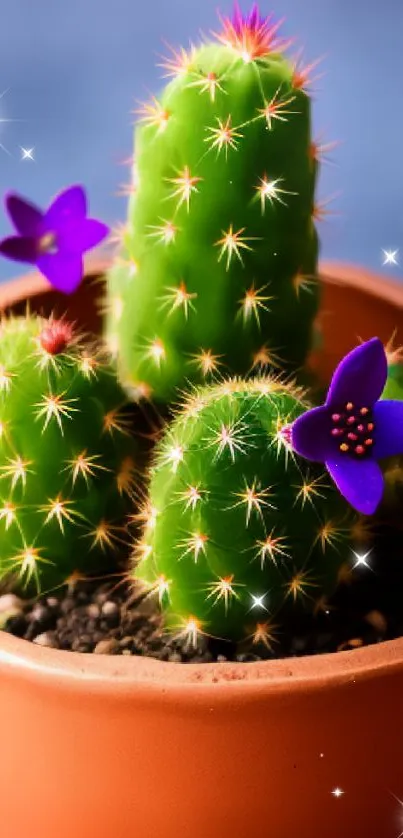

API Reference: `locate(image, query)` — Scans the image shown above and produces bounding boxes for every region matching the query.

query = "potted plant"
[1,6,403,838]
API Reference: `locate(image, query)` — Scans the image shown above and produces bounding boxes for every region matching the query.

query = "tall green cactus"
[106,4,322,404]
[0,314,139,593]
[133,376,358,646]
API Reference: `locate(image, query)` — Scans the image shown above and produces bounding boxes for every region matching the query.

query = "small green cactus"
[106,4,322,404]
[0,314,139,593]
[133,376,358,646]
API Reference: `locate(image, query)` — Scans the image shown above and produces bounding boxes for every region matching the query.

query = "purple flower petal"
[5,193,44,236]
[231,1,244,33]
[291,405,333,462]
[326,456,384,515]
[326,338,387,409]
[372,400,403,460]
[37,251,83,294]
[0,235,38,264]
[57,218,110,254]
[44,185,87,229]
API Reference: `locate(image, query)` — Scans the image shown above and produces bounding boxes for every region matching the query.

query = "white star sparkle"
[332,787,344,798]
[20,146,34,161]
[352,550,372,570]
[382,249,399,266]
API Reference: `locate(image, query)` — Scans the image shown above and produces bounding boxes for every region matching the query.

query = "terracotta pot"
[0,261,402,838]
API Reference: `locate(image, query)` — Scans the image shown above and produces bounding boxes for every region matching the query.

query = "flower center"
[37,231,58,255]
[331,402,375,457]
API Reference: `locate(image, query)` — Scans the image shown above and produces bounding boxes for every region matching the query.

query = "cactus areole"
[107,4,321,403]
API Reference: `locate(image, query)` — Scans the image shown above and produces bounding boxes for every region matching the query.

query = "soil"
[2,524,403,662]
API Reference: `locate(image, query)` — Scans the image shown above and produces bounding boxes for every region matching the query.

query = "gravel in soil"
[2,526,403,663]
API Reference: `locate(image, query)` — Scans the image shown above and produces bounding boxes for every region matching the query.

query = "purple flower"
[290,338,403,515]
[0,185,109,294]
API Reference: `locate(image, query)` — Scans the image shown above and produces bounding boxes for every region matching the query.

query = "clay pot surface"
[0,261,402,838]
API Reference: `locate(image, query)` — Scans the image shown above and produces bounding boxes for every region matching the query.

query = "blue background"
[0,0,402,283]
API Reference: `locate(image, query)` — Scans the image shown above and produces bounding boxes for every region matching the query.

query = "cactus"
[0,313,139,593]
[133,376,358,646]
[106,3,322,404]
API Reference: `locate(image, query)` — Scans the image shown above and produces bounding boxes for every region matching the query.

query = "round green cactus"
[106,5,321,404]
[0,314,139,593]
[133,377,358,646]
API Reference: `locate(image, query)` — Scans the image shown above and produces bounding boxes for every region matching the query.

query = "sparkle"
[40,495,79,534]
[0,365,14,393]
[159,281,197,319]
[116,457,136,497]
[147,219,178,245]
[176,484,204,511]
[215,224,254,271]
[20,146,34,161]
[166,165,202,212]
[248,593,269,613]
[188,348,225,378]
[178,531,208,564]
[0,456,33,491]
[205,116,243,158]
[209,420,251,462]
[238,282,273,328]
[158,42,197,79]
[135,96,170,132]
[382,249,399,266]
[205,575,241,613]
[253,530,290,569]
[144,338,166,368]
[255,175,297,213]
[257,88,298,129]
[293,475,327,509]
[159,442,185,474]
[332,787,344,798]
[285,571,317,603]
[188,71,225,102]
[228,479,276,526]
[352,550,372,570]
[64,450,109,488]
[34,392,78,434]
[0,501,17,529]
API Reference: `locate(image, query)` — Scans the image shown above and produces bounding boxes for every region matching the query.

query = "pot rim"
[0,258,403,697]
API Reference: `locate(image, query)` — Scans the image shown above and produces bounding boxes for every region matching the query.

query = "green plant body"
[0,314,139,593]
[133,376,358,646]
[106,6,322,404]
